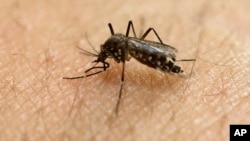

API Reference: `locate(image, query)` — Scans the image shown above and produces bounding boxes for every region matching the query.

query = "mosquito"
[63,21,196,114]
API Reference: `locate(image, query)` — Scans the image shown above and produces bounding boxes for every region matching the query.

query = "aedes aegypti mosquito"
[63,21,195,114]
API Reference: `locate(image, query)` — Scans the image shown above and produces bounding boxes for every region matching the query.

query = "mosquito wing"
[127,37,178,58]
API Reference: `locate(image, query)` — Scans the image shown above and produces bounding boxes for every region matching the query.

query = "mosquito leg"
[176,59,196,61]
[126,20,137,38]
[84,62,109,73]
[84,66,106,73]
[108,23,115,35]
[103,61,110,71]
[63,70,105,79]
[63,61,110,79]
[141,27,164,44]
[115,61,125,115]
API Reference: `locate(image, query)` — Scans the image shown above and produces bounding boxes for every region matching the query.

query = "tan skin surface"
[0,0,249,140]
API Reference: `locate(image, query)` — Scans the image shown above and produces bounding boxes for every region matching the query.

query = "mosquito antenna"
[85,32,99,54]
[79,52,97,57]
[108,23,115,35]
[76,46,98,57]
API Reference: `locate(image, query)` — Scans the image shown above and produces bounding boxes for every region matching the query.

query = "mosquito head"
[99,34,128,63]
[92,44,108,63]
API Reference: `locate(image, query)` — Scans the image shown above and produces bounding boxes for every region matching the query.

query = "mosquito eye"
[172,66,183,73]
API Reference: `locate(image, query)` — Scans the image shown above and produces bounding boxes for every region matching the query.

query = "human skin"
[0,0,249,141]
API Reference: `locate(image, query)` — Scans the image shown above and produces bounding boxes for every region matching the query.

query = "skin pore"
[0,0,249,140]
